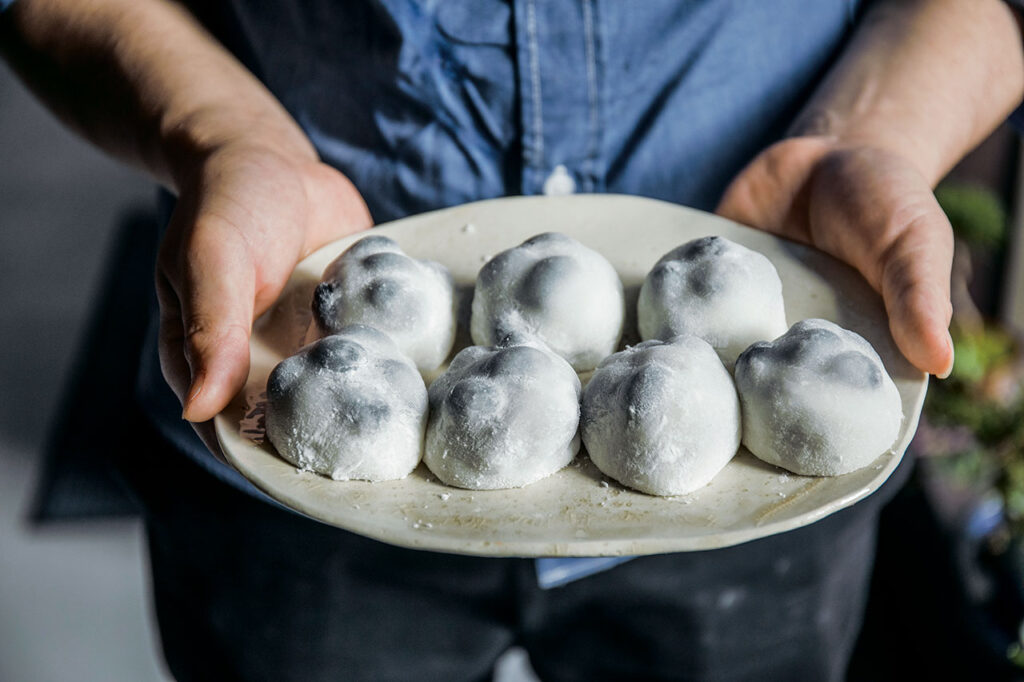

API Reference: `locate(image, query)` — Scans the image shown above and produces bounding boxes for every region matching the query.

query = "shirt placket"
[513,0,605,197]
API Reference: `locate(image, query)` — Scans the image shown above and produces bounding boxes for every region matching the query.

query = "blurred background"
[0,63,168,680]
[3,53,1024,680]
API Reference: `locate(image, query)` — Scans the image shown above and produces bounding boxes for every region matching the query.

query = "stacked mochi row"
[265,231,903,497]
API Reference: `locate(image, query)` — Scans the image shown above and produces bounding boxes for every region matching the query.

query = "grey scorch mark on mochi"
[264,325,428,482]
[637,236,788,368]
[470,232,625,372]
[424,341,581,490]
[582,335,741,496]
[312,235,456,371]
[734,318,903,477]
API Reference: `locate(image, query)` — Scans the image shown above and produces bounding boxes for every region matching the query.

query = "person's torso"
[142,0,865,501]
[188,0,862,220]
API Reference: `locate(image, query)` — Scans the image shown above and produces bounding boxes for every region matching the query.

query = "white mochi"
[265,325,427,481]
[582,335,741,496]
[734,318,903,476]
[637,236,787,367]
[312,235,456,370]
[424,342,581,490]
[470,232,625,371]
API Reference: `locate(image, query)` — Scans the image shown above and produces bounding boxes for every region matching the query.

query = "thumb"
[805,150,955,377]
[875,210,956,378]
[297,163,374,261]
[167,220,257,423]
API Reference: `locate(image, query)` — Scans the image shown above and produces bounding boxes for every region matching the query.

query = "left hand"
[716,135,955,377]
[157,141,373,459]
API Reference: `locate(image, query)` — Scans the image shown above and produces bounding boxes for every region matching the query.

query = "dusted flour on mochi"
[637,236,787,367]
[265,325,427,481]
[734,318,903,476]
[312,235,456,370]
[582,335,741,496]
[424,341,581,490]
[470,232,625,372]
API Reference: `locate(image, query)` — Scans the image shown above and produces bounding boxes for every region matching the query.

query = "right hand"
[717,137,954,378]
[156,142,373,459]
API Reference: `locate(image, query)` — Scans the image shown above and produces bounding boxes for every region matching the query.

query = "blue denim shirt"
[139,0,862,586]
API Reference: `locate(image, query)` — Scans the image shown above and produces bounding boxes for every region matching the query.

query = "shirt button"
[543,165,576,196]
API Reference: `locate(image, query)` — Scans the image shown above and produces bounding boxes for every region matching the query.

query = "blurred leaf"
[1008,641,1024,668]
[936,184,1007,248]
[950,326,1015,385]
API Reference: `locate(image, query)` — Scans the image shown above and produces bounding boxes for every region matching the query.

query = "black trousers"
[116,417,903,682]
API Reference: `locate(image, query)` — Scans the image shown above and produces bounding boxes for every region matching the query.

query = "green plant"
[935,184,1008,248]
[924,185,1024,531]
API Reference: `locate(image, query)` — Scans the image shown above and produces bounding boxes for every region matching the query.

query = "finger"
[165,218,257,423]
[299,164,374,260]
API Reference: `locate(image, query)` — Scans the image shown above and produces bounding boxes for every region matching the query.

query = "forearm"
[0,0,315,191]
[791,0,1024,186]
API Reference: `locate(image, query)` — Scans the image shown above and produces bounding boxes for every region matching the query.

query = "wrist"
[788,112,946,187]
[159,103,318,195]
[125,0,320,191]
[788,0,1024,188]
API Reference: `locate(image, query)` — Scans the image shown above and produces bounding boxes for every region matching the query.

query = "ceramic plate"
[214,195,927,557]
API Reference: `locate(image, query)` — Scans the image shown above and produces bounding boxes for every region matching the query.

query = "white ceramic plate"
[214,195,927,557]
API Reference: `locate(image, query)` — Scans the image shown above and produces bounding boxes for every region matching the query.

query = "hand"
[156,142,372,458]
[716,136,954,377]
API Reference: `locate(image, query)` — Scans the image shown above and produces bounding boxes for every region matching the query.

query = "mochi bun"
[637,236,787,367]
[265,325,428,481]
[734,318,903,476]
[424,341,581,490]
[470,232,625,371]
[312,235,456,371]
[582,335,741,496]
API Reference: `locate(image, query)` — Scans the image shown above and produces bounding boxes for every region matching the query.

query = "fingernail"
[182,374,205,420]
[936,331,954,380]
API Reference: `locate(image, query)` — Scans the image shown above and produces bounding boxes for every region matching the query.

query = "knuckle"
[184,317,250,352]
